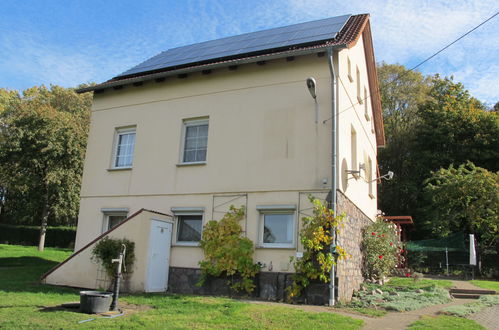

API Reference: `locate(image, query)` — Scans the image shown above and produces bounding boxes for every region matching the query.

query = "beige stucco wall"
[336,36,379,220]
[44,210,173,292]
[74,43,379,276]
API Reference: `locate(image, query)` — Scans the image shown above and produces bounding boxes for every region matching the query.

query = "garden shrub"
[362,219,403,283]
[198,206,259,294]
[91,237,135,278]
[287,197,348,300]
[0,223,75,248]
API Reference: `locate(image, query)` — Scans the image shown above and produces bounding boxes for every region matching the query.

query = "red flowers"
[390,242,393,246]
[405,273,411,277]
[378,255,383,259]
[371,232,376,236]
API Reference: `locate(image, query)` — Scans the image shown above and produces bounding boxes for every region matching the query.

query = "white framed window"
[257,205,296,248]
[180,118,209,164]
[112,127,136,168]
[171,207,204,245]
[364,87,370,121]
[351,126,358,178]
[347,56,353,82]
[356,66,362,104]
[367,156,374,198]
[101,208,129,232]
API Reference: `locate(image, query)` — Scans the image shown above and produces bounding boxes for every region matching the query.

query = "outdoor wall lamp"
[370,171,394,182]
[306,77,319,123]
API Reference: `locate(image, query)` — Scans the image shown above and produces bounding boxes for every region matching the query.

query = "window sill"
[357,95,364,104]
[257,245,296,250]
[348,74,353,83]
[369,193,376,200]
[107,167,132,171]
[364,113,371,121]
[172,242,201,247]
[176,162,207,167]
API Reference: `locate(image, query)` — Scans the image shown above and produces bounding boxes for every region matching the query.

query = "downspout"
[327,47,338,306]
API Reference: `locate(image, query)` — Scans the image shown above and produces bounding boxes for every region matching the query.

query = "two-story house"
[42,13,385,304]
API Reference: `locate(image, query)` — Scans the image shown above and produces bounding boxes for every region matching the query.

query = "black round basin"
[79,291,112,314]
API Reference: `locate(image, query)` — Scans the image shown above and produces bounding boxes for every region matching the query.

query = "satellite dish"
[306,77,317,99]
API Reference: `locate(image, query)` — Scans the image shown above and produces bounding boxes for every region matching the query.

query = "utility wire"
[323,10,499,124]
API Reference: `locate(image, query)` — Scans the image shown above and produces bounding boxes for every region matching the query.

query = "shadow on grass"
[0,256,78,295]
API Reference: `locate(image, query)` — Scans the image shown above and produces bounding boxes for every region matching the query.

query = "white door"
[146,220,172,292]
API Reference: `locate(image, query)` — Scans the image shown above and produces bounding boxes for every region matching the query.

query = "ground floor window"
[101,208,129,232]
[177,215,203,242]
[257,205,296,248]
[171,207,205,245]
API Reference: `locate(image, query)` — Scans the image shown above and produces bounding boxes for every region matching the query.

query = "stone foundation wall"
[336,191,372,302]
[168,267,335,305]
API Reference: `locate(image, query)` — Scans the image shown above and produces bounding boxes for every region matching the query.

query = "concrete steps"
[450,288,497,299]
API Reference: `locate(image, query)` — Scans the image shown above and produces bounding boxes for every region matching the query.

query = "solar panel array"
[116,14,351,78]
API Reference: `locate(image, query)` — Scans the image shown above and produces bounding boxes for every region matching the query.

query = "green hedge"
[0,223,76,248]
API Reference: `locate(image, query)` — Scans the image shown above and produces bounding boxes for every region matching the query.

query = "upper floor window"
[113,127,136,168]
[181,118,208,164]
[364,87,370,121]
[347,56,353,82]
[356,66,362,104]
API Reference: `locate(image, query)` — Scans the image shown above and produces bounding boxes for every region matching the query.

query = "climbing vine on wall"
[198,206,260,293]
[91,237,135,278]
[287,197,348,301]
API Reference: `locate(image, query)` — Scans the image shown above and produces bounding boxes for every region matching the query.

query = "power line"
[323,10,499,124]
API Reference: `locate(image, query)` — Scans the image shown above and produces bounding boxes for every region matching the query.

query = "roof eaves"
[76,15,366,94]
[76,43,344,93]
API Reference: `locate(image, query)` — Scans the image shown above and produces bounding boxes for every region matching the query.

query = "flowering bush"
[362,219,403,283]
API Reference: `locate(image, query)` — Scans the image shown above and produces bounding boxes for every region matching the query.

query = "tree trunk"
[38,195,50,252]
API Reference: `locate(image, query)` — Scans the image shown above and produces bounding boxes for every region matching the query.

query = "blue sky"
[0,0,497,105]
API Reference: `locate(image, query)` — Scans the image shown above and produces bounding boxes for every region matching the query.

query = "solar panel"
[116,14,351,78]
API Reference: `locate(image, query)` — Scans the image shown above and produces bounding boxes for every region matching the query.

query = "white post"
[445,247,449,276]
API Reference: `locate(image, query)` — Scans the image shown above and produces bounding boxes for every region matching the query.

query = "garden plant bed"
[348,277,453,312]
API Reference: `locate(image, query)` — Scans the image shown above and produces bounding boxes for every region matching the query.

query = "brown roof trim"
[40,208,173,281]
[383,216,414,225]
[361,20,386,147]
[341,14,369,49]
[77,15,369,94]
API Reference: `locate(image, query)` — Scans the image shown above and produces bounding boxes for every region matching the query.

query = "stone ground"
[245,280,498,329]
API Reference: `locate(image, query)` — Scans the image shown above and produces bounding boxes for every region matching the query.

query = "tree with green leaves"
[423,162,498,255]
[377,63,431,216]
[378,68,499,238]
[0,85,92,251]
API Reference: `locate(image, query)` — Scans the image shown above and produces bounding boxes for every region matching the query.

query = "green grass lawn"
[0,244,363,329]
[408,315,485,330]
[386,277,453,289]
[470,280,499,292]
